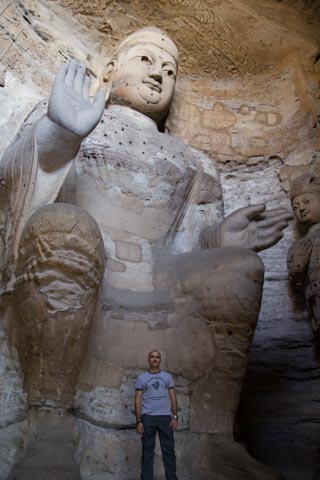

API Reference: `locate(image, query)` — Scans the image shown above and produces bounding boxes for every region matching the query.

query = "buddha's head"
[290,174,320,224]
[99,27,179,125]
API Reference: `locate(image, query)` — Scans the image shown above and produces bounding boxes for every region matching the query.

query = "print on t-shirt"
[136,371,175,416]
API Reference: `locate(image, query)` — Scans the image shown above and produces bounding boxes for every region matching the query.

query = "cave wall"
[0,1,320,479]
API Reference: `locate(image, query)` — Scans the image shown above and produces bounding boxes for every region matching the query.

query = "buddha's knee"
[15,203,105,312]
[177,247,264,323]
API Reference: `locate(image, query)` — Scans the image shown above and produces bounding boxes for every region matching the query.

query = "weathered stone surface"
[11,409,80,480]
[77,420,286,480]
[0,422,22,480]
[0,1,319,479]
[0,327,26,428]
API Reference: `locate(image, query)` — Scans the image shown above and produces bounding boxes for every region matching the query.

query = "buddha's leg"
[9,203,104,479]
[13,203,105,408]
[173,247,264,436]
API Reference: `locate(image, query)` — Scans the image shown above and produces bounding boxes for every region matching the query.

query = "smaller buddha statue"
[288,174,320,336]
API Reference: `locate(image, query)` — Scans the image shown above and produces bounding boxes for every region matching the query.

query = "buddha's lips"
[143,79,162,92]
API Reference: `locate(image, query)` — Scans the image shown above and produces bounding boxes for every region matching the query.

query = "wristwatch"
[173,415,178,420]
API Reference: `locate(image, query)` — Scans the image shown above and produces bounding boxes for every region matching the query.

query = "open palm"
[48,59,106,138]
[219,204,293,251]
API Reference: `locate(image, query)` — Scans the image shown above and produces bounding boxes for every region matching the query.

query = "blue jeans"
[141,415,178,480]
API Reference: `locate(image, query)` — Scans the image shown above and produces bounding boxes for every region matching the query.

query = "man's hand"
[48,59,106,138]
[169,388,178,430]
[136,421,144,436]
[218,204,293,252]
[170,418,178,430]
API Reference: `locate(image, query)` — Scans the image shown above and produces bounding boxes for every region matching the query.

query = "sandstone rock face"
[0,1,319,479]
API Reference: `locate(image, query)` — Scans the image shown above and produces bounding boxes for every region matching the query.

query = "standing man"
[135,351,179,480]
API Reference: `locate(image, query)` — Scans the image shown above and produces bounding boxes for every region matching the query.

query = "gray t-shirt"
[135,370,175,416]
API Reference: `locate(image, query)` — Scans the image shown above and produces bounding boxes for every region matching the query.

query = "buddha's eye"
[163,67,176,78]
[141,55,151,64]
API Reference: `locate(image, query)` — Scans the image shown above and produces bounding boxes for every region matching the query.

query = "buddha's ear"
[89,60,115,102]
[97,60,115,102]
[100,61,115,86]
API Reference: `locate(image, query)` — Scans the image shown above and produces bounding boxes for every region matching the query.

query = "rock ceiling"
[1,0,319,84]
[0,1,319,167]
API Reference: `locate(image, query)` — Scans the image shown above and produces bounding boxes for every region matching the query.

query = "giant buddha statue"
[1,27,290,479]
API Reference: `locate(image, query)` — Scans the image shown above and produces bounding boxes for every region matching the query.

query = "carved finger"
[74,63,86,93]
[93,88,107,115]
[54,63,68,84]
[258,220,289,238]
[259,207,293,221]
[82,75,91,99]
[65,59,78,87]
[297,241,313,254]
[257,211,293,228]
[300,237,313,247]
[241,203,266,221]
[256,231,283,252]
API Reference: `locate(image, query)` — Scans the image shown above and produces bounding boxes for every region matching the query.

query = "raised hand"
[288,236,312,274]
[48,59,106,138]
[218,204,293,252]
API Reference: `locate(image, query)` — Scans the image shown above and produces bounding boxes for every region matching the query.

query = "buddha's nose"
[149,71,162,84]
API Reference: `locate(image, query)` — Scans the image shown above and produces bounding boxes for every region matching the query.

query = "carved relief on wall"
[167,65,318,166]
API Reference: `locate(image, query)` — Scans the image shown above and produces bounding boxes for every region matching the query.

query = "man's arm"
[169,388,178,430]
[135,390,144,435]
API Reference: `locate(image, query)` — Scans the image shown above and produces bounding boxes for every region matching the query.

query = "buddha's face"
[292,192,320,224]
[106,43,177,123]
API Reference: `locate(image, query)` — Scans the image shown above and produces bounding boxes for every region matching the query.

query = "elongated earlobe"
[102,61,115,84]
[92,61,115,103]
